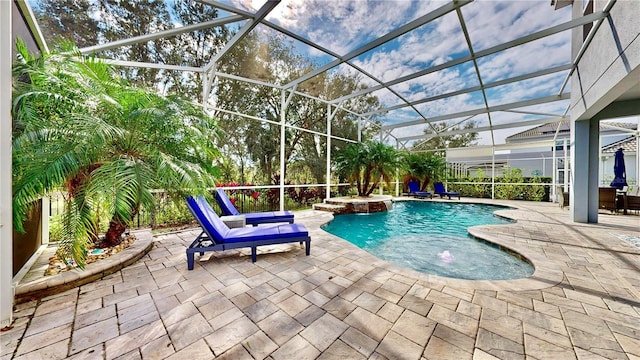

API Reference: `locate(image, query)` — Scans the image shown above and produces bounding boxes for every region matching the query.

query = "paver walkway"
[2,199,639,359]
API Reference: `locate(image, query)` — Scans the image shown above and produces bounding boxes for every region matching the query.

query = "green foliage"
[524,174,546,201]
[412,120,480,154]
[472,169,490,198]
[334,141,400,196]
[35,0,100,49]
[35,2,383,186]
[49,214,64,242]
[401,152,446,190]
[214,33,381,185]
[495,167,524,200]
[12,40,220,266]
[151,199,194,228]
[450,174,552,201]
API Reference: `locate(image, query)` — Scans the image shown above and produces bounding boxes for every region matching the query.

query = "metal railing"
[47,184,356,241]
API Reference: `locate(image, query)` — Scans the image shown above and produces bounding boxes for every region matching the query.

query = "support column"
[279,90,286,211]
[326,104,331,200]
[636,118,639,186]
[563,139,569,191]
[41,197,49,245]
[491,149,495,199]
[395,141,399,197]
[552,144,557,202]
[1,0,13,327]
[571,118,600,223]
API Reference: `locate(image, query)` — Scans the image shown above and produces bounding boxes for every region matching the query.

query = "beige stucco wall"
[569,0,640,121]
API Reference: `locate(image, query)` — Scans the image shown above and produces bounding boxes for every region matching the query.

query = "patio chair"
[557,186,570,209]
[215,188,294,226]
[185,195,310,269]
[433,182,461,200]
[625,187,640,213]
[407,180,432,199]
[598,187,618,213]
[615,186,640,214]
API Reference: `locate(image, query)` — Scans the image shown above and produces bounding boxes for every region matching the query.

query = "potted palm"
[12,40,219,267]
[334,141,399,197]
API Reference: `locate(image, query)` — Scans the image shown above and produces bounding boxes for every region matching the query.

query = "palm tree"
[335,141,399,197]
[402,152,446,191]
[12,40,219,267]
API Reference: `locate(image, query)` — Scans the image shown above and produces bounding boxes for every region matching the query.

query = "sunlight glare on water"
[322,201,534,280]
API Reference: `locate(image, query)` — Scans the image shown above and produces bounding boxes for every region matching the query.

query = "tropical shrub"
[524,174,546,201]
[401,152,446,191]
[334,141,400,197]
[495,167,524,200]
[12,40,219,267]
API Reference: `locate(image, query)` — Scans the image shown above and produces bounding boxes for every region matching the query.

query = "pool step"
[312,203,347,214]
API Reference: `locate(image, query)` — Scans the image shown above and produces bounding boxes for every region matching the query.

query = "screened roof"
[31,0,609,148]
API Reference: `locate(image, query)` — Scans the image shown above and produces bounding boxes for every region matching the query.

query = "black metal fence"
[48,185,355,240]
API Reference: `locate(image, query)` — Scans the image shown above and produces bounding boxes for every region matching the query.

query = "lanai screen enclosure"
[3,0,640,326]
[21,0,622,207]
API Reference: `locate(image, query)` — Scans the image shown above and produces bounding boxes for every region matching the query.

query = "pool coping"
[315,197,565,292]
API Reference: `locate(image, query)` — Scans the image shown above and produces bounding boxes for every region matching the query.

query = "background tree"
[413,120,479,155]
[32,3,383,188]
[96,0,174,87]
[214,33,382,185]
[35,0,100,49]
[12,41,219,266]
[163,0,230,97]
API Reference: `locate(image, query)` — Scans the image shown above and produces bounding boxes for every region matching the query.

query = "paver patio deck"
[2,198,639,359]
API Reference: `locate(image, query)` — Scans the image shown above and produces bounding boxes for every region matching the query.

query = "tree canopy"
[34,2,383,186]
[412,120,479,154]
[12,40,219,266]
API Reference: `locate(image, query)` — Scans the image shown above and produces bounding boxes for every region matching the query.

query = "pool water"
[322,201,534,280]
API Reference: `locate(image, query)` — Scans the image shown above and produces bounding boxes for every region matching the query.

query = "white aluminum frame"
[72,1,607,150]
[5,0,637,328]
[1,0,13,328]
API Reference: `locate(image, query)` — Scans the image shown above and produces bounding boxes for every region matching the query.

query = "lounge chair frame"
[434,182,461,200]
[407,180,433,199]
[186,196,310,270]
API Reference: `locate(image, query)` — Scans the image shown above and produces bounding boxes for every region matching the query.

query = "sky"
[31,0,588,147]
[224,0,576,146]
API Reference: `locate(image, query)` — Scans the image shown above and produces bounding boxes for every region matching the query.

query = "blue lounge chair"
[185,195,310,269]
[407,180,432,199]
[433,182,460,199]
[215,188,294,226]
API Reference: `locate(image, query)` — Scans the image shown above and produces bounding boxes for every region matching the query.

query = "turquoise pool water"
[322,201,534,280]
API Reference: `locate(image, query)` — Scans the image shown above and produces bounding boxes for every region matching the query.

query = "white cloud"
[227,0,575,142]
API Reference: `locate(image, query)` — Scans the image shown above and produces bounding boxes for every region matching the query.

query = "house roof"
[601,136,637,154]
[506,121,637,142]
[505,121,570,141]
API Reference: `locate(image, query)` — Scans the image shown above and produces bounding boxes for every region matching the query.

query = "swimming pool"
[322,201,534,280]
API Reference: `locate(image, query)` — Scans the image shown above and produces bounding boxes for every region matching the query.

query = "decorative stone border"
[322,195,393,214]
[14,229,154,304]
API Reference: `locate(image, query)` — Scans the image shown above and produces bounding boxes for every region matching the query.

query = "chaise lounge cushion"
[191,195,230,240]
[245,211,294,224]
[225,223,309,241]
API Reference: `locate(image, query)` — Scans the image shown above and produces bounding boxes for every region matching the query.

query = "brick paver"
[2,199,640,359]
